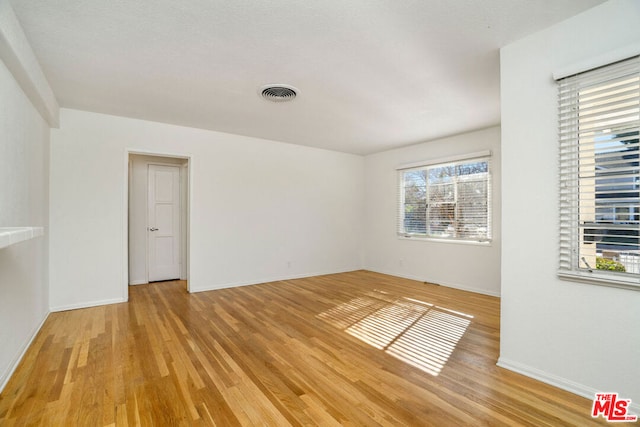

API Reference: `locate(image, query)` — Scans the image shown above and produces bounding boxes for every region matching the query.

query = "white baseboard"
[0,310,50,393]
[497,357,640,414]
[365,268,501,297]
[50,297,127,312]
[189,268,360,293]
[128,280,148,285]
[190,268,501,298]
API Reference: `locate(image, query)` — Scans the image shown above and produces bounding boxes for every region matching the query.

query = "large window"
[558,56,639,287]
[397,154,491,243]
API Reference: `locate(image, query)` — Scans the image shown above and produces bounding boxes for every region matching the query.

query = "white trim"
[179,163,189,281]
[128,280,148,286]
[364,268,501,297]
[50,297,126,313]
[497,357,640,414]
[123,151,129,301]
[126,148,191,160]
[397,235,492,246]
[190,268,501,298]
[553,42,640,80]
[497,357,596,397]
[0,310,49,393]
[558,272,640,292]
[189,268,360,293]
[396,150,491,171]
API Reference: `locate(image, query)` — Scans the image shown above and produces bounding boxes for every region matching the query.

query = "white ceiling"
[10,0,605,155]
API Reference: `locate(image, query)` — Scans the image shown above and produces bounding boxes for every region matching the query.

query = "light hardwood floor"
[0,271,606,426]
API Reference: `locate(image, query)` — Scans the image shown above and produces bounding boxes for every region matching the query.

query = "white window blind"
[558,55,640,287]
[397,155,491,243]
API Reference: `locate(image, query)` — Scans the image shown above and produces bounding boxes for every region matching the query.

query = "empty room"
[1,0,639,425]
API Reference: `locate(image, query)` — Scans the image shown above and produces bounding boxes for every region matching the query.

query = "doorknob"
[149,227,158,231]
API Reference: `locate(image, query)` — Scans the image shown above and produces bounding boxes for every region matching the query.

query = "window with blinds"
[558,56,640,287]
[398,155,491,243]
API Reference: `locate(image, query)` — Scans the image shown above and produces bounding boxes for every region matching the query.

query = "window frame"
[397,152,492,244]
[557,55,640,290]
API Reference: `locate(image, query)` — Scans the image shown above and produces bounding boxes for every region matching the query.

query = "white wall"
[128,154,188,285]
[500,0,640,408]
[363,126,501,296]
[0,0,54,392]
[49,108,364,309]
[0,58,50,390]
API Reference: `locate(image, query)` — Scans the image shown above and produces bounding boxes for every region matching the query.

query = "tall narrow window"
[558,56,640,287]
[398,154,491,243]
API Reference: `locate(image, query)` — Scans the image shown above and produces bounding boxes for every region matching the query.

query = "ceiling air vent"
[260,84,298,102]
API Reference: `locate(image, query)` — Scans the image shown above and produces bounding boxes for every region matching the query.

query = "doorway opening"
[127,152,190,293]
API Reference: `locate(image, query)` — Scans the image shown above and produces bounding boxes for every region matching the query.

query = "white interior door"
[148,164,180,282]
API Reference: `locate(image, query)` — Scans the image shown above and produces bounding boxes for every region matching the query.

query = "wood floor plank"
[0,271,608,425]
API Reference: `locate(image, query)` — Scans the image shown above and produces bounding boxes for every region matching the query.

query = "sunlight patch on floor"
[317,290,472,376]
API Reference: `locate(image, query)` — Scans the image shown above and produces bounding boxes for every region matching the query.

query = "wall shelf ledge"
[0,227,44,249]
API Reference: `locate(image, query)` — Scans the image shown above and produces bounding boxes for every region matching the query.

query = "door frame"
[123,149,192,298]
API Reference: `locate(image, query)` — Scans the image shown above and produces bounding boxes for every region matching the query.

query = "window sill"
[0,227,44,250]
[397,235,492,247]
[558,271,640,292]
